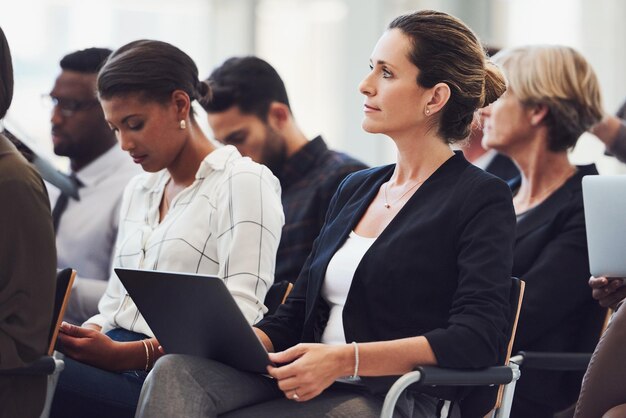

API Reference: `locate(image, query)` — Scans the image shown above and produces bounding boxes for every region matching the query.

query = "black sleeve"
[424,177,516,368]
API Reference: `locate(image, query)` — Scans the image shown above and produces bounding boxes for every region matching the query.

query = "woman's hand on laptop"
[589,276,626,309]
[266,343,353,402]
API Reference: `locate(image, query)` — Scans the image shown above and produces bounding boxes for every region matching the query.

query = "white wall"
[2,0,625,171]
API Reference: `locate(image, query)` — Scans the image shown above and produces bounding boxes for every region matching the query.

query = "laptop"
[114,268,271,373]
[582,175,626,277]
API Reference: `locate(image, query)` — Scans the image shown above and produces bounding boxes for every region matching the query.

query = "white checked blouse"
[86,145,284,337]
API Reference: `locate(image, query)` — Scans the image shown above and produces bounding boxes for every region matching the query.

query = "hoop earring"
[179,120,187,130]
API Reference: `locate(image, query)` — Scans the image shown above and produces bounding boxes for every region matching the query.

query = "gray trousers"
[135,354,451,418]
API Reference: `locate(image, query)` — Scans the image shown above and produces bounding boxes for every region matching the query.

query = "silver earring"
[179,120,186,130]
[425,108,430,115]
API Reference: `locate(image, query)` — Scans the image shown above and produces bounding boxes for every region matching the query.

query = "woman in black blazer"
[482,46,605,418]
[136,10,516,418]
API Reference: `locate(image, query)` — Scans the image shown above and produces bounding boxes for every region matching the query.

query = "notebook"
[114,268,271,373]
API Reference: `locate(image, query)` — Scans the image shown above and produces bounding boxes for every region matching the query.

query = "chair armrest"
[416,365,517,386]
[515,351,592,371]
[0,355,57,376]
[380,365,519,418]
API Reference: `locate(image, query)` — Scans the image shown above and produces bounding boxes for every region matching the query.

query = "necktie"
[52,173,81,234]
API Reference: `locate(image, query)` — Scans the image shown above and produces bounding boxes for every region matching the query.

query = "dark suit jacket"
[257,152,516,396]
[509,165,606,417]
[485,153,519,182]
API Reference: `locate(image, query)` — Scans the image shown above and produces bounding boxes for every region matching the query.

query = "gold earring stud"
[179,120,186,130]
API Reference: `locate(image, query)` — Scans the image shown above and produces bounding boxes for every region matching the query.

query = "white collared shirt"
[50,144,141,282]
[86,145,284,336]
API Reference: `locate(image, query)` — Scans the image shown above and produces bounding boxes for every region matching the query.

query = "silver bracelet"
[351,341,359,379]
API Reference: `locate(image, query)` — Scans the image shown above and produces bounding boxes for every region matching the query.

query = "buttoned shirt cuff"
[82,313,110,331]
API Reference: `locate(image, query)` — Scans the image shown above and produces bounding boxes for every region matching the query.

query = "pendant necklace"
[383,179,426,209]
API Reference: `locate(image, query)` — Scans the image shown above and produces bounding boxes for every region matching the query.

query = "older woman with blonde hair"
[482,45,605,418]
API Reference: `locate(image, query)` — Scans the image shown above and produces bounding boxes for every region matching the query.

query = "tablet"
[582,175,626,277]
[114,268,271,373]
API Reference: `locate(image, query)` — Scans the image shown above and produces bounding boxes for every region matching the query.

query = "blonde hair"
[494,45,603,151]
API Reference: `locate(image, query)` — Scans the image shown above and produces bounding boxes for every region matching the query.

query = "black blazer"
[509,165,606,416]
[257,152,516,394]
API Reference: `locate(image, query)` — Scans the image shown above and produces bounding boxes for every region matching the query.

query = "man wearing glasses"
[46,48,139,325]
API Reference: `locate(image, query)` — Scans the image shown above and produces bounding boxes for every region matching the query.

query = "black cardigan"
[257,152,516,393]
[509,165,606,416]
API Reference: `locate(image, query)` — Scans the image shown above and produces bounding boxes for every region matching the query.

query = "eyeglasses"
[42,94,100,117]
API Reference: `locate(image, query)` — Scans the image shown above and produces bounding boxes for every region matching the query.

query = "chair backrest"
[47,268,76,355]
[459,277,525,415]
[495,277,525,407]
[264,280,294,316]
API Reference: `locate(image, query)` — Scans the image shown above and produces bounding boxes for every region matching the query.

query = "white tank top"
[320,231,376,345]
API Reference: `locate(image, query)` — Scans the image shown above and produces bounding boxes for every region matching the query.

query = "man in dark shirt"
[204,56,367,284]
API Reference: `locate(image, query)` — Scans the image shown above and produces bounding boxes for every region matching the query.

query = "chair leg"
[493,362,520,418]
[39,357,65,418]
[380,370,424,418]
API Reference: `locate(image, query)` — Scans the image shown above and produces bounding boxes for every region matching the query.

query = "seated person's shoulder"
[0,149,44,192]
[223,156,281,192]
[452,164,515,219]
[461,162,513,195]
[125,171,155,191]
[336,165,393,194]
[229,155,278,180]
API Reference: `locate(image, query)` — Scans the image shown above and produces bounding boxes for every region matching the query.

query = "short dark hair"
[0,26,14,119]
[97,40,211,111]
[60,47,112,74]
[389,10,506,143]
[203,56,290,121]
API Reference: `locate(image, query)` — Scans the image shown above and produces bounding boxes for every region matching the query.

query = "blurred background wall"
[1,0,625,172]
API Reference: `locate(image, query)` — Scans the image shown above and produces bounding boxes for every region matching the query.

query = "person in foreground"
[0,26,57,418]
[481,45,605,418]
[136,10,515,418]
[574,295,626,418]
[49,40,284,418]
